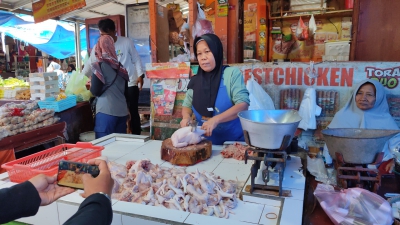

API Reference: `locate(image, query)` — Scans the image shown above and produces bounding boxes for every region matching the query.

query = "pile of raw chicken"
[221,143,252,160]
[108,159,238,218]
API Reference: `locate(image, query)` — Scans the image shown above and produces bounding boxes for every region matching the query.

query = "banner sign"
[146,62,190,79]
[230,62,400,133]
[32,0,86,23]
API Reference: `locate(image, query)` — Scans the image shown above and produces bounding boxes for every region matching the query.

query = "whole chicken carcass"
[171,126,205,148]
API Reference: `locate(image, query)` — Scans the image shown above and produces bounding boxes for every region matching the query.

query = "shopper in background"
[67,64,76,73]
[90,35,130,139]
[0,159,114,225]
[83,18,144,135]
[180,34,249,145]
[47,59,65,89]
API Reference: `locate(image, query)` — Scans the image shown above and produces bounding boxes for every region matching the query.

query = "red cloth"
[0,149,16,173]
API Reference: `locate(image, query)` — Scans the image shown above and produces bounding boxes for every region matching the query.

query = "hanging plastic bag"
[65,71,91,102]
[298,88,321,130]
[246,73,275,110]
[296,17,308,40]
[192,2,214,39]
[309,14,317,37]
[314,184,393,225]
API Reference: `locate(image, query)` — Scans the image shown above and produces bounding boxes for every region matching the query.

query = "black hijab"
[188,34,227,118]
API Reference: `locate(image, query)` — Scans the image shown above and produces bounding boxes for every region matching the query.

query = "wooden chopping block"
[161,138,212,166]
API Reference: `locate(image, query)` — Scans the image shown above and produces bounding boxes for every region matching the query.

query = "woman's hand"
[180,118,190,128]
[80,159,114,198]
[201,117,220,136]
[29,174,75,206]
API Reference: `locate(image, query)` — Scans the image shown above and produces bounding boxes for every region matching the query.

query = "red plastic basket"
[1,142,104,183]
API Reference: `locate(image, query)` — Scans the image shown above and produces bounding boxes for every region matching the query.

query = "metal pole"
[74,21,82,72]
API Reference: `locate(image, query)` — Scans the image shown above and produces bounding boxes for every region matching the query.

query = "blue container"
[38,95,77,112]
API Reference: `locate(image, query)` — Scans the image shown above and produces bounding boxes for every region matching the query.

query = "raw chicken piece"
[221,142,253,160]
[171,126,205,148]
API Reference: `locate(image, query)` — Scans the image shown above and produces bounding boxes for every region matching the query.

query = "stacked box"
[29,72,59,100]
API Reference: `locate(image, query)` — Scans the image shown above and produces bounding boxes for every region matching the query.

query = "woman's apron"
[192,76,244,145]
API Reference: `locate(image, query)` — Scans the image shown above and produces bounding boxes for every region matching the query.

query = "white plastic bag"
[298,88,321,130]
[246,73,275,110]
[192,2,213,39]
[314,184,393,225]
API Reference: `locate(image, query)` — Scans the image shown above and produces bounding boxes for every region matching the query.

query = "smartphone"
[57,160,100,189]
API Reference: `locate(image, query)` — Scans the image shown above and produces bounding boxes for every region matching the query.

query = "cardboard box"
[173,11,184,28]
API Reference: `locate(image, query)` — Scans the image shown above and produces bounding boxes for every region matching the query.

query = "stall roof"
[0,0,188,22]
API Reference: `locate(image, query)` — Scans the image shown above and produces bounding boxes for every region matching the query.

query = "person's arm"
[64,159,113,225]
[201,102,248,136]
[82,48,97,77]
[0,175,74,224]
[90,74,104,96]
[0,181,41,224]
[180,89,194,127]
[128,40,144,86]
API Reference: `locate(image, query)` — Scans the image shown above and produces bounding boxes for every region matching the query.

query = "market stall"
[0,134,305,225]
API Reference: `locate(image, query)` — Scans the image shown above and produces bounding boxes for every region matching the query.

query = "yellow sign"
[33,0,86,23]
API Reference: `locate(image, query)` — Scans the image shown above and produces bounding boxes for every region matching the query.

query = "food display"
[56,92,67,101]
[15,89,31,100]
[109,159,238,218]
[0,101,60,140]
[0,77,30,99]
[0,77,29,88]
[221,143,253,160]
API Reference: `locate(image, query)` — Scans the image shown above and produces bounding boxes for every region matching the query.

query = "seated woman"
[324,79,399,173]
[90,35,129,139]
[180,34,249,145]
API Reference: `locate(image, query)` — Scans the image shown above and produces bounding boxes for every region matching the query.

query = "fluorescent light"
[181,6,188,10]
[183,11,189,14]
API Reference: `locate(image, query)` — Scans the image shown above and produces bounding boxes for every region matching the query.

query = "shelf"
[270,9,353,20]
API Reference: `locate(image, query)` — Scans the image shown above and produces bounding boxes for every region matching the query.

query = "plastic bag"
[314,184,393,225]
[309,14,317,37]
[65,71,91,102]
[246,73,275,110]
[298,88,321,130]
[192,19,214,39]
[295,17,308,40]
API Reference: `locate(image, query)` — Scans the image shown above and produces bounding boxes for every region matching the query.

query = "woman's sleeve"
[90,75,103,96]
[182,89,193,108]
[229,67,250,105]
[0,181,41,224]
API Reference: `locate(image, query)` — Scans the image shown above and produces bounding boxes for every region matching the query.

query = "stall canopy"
[0,11,86,59]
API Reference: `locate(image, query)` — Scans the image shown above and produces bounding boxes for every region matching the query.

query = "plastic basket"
[1,142,104,183]
[38,95,77,112]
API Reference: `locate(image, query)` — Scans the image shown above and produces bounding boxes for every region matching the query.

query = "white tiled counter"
[0,134,306,225]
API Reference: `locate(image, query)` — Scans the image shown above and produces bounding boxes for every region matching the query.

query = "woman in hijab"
[324,79,399,173]
[90,35,130,139]
[180,34,249,145]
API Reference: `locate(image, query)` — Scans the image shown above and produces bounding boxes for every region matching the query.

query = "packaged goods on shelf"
[290,0,326,6]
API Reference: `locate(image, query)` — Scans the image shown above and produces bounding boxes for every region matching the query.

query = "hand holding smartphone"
[57,160,100,189]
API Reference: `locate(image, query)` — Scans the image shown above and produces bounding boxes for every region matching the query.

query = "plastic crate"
[1,142,104,183]
[38,95,77,112]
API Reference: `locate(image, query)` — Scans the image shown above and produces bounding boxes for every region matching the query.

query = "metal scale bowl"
[238,110,302,196]
[322,128,400,192]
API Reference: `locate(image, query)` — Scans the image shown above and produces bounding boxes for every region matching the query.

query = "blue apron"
[192,76,244,145]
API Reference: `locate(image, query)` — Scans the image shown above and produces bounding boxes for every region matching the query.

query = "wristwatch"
[98,192,111,202]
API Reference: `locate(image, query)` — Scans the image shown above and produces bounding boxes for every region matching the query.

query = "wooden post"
[214,1,229,64]
[189,0,197,61]
[149,0,158,62]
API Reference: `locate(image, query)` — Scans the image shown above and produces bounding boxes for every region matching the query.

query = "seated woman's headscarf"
[329,79,398,130]
[188,33,226,118]
[91,35,129,83]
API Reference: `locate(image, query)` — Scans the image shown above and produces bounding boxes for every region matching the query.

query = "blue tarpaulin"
[0,11,87,59]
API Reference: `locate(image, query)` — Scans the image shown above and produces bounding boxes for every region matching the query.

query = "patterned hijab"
[329,79,399,129]
[91,35,129,83]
